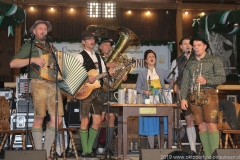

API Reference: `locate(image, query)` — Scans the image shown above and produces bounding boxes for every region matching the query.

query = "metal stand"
[25,33,36,147]
[45,36,63,160]
[104,76,116,160]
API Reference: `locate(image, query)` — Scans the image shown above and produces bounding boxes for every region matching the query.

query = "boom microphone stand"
[45,35,63,160]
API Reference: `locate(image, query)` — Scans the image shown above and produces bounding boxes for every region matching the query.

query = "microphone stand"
[25,33,35,148]
[167,51,187,149]
[45,36,63,160]
[104,71,116,160]
[171,52,193,150]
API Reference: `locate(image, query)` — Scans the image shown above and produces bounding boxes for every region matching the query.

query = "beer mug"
[114,89,125,104]
[136,94,143,104]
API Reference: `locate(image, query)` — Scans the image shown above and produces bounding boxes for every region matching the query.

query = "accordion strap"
[34,43,53,53]
[30,65,51,81]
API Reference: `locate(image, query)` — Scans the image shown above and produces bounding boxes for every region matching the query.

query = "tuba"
[86,25,118,38]
[101,27,140,92]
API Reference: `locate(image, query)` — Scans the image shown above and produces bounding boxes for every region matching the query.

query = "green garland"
[0,1,25,27]
[193,11,240,79]
[196,10,240,35]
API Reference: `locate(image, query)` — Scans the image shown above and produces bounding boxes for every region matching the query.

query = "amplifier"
[10,113,34,130]
[17,99,34,113]
[0,88,13,100]
[16,75,31,99]
[10,113,35,148]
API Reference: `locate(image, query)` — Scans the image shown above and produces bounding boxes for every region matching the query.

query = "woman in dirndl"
[135,49,172,148]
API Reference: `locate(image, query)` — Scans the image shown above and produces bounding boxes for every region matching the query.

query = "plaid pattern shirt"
[180,54,226,100]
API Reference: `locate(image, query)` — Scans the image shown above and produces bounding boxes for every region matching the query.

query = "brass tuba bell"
[101,27,140,92]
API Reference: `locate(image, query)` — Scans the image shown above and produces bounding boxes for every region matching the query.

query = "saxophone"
[189,63,208,106]
[101,27,140,92]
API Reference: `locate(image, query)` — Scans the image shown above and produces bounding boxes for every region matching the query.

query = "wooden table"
[110,103,177,160]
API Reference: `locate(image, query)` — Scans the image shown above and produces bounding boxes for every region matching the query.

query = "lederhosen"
[98,50,118,114]
[79,50,104,118]
[189,88,218,124]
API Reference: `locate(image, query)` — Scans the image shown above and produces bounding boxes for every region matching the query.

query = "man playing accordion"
[10,20,63,160]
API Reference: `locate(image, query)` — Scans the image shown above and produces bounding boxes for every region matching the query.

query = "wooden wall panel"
[0,28,15,82]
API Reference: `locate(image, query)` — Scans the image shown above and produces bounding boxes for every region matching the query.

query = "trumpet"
[189,62,208,106]
[197,63,202,99]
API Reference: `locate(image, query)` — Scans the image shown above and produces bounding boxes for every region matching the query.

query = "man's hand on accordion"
[88,75,96,84]
[32,57,46,68]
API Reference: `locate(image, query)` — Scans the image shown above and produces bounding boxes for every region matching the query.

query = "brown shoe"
[47,156,52,160]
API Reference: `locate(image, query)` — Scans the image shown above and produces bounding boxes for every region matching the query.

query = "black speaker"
[140,148,178,160]
[67,100,80,127]
[211,149,240,160]
[4,150,47,160]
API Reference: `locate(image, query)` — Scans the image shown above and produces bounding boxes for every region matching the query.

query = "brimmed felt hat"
[190,37,210,50]
[98,37,114,46]
[81,31,95,40]
[29,20,52,33]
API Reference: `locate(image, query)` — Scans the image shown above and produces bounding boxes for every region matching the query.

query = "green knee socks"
[199,131,212,158]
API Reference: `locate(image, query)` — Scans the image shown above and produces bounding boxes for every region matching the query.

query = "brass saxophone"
[101,27,140,92]
[189,63,208,106]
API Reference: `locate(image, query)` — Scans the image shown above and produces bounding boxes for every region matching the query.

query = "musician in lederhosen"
[180,37,226,158]
[75,31,114,158]
[170,36,197,154]
[92,38,127,156]
[10,20,64,160]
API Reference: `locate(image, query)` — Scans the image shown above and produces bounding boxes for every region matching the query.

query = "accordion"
[40,52,88,97]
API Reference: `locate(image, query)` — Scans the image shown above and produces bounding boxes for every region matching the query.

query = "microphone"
[31,33,35,40]
[184,50,192,54]
[193,49,199,53]
[43,33,51,39]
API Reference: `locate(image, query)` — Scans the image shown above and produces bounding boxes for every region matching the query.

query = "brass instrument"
[101,27,140,92]
[86,25,118,38]
[189,63,208,106]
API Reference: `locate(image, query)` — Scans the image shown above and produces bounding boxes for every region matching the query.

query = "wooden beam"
[217,85,240,90]
[176,1,182,56]
[183,3,240,10]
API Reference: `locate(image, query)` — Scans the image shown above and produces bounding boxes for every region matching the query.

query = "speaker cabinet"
[4,150,47,160]
[67,100,80,127]
[140,148,178,160]
[211,149,240,160]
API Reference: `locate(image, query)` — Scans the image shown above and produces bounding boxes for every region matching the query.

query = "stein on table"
[114,89,125,104]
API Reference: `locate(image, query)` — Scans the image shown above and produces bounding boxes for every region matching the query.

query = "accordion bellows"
[58,52,88,96]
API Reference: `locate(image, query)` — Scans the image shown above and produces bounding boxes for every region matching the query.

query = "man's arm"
[10,57,45,68]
